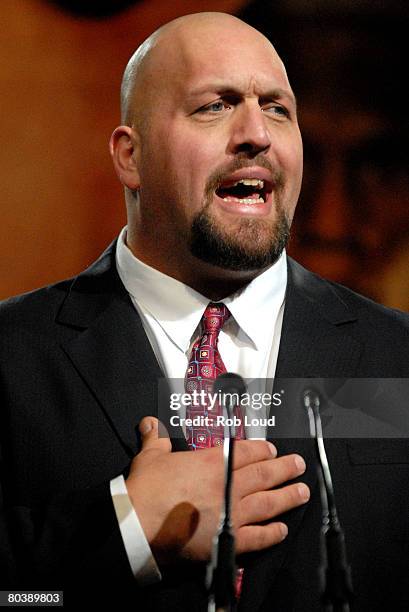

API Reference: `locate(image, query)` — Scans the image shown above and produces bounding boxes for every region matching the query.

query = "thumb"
[139,417,172,453]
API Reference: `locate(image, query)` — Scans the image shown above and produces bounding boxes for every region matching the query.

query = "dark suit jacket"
[1,241,409,611]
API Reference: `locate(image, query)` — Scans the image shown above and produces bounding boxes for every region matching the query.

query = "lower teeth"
[222,196,264,204]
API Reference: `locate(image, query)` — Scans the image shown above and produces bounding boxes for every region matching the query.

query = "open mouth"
[215,178,272,204]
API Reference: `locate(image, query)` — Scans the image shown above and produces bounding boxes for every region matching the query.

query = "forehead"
[154,23,291,98]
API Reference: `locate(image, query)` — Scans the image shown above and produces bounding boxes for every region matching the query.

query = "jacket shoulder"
[0,279,74,331]
[0,240,119,334]
[287,257,409,333]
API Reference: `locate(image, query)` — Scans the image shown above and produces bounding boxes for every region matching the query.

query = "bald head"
[120,12,288,127]
[110,10,303,293]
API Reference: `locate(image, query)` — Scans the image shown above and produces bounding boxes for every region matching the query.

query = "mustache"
[204,154,285,194]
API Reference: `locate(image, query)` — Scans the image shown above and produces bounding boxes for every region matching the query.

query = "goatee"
[190,207,290,271]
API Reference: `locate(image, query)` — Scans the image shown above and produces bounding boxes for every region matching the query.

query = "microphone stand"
[303,389,354,612]
[207,374,246,612]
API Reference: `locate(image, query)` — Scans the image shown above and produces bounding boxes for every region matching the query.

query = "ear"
[109,125,141,190]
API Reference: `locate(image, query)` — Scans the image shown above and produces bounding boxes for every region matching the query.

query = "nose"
[227,100,271,156]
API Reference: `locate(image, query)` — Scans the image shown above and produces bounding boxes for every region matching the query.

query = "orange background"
[0,0,247,299]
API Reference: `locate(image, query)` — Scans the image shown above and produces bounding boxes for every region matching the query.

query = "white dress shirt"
[110,226,287,583]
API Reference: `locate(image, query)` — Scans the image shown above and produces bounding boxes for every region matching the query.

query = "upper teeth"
[234,178,264,188]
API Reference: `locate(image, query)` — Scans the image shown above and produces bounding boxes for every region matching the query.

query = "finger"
[236,522,288,554]
[236,454,306,497]
[232,439,277,470]
[139,417,172,453]
[238,482,310,525]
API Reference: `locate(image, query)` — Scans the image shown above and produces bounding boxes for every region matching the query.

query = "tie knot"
[202,302,230,334]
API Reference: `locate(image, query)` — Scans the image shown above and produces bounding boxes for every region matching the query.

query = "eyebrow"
[189,84,297,110]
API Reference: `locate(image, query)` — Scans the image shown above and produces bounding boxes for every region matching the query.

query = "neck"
[178,263,268,300]
[126,230,270,300]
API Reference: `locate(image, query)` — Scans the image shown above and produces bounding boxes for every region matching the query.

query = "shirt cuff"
[110,474,162,585]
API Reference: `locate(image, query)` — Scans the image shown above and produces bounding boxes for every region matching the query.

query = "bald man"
[1,12,409,612]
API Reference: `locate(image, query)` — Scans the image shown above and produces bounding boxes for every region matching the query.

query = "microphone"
[215,372,247,396]
[207,373,247,612]
[303,388,354,612]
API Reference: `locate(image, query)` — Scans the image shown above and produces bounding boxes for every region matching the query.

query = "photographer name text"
[170,414,275,427]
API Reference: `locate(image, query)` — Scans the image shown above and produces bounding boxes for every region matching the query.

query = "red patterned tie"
[185,302,245,599]
[185,302,245,448]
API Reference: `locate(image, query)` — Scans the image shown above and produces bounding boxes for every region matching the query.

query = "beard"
[190,208,290,271]
[189,159,291,271]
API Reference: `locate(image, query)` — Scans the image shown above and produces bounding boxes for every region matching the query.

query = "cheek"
[281,146,303,191]
[287,132,303,169]
[177,133,216,167]
[140,138,182,198]
[288,144,303,194]
[275,128,303,172]
[171,139,218,199]
[276,138,303,218]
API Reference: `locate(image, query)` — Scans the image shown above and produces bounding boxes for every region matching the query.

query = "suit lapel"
[275,258,362,378]
[239,257,363,611]
[56,241,186,457]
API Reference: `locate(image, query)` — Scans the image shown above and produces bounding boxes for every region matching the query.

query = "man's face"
[133,19,303,273]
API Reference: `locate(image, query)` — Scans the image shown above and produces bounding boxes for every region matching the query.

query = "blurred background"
[1,0,408,310]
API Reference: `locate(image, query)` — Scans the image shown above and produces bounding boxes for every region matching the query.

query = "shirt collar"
[222,253,287,351]
[116,227,207,352]
[116,226,287,352]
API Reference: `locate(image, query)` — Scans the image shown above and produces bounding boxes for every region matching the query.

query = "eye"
[197,99,231,114]
[262,103,290,118]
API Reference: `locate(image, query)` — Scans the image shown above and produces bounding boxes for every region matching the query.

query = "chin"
[190,210,290,272]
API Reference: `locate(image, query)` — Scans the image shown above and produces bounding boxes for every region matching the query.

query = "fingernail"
[140,419,153,434]
[267,442,277,457]
[294,455,306,473]
[280,523,288,540]
[297,483,310,502]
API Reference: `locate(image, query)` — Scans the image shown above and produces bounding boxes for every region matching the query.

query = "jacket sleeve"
[0,449,135,592]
